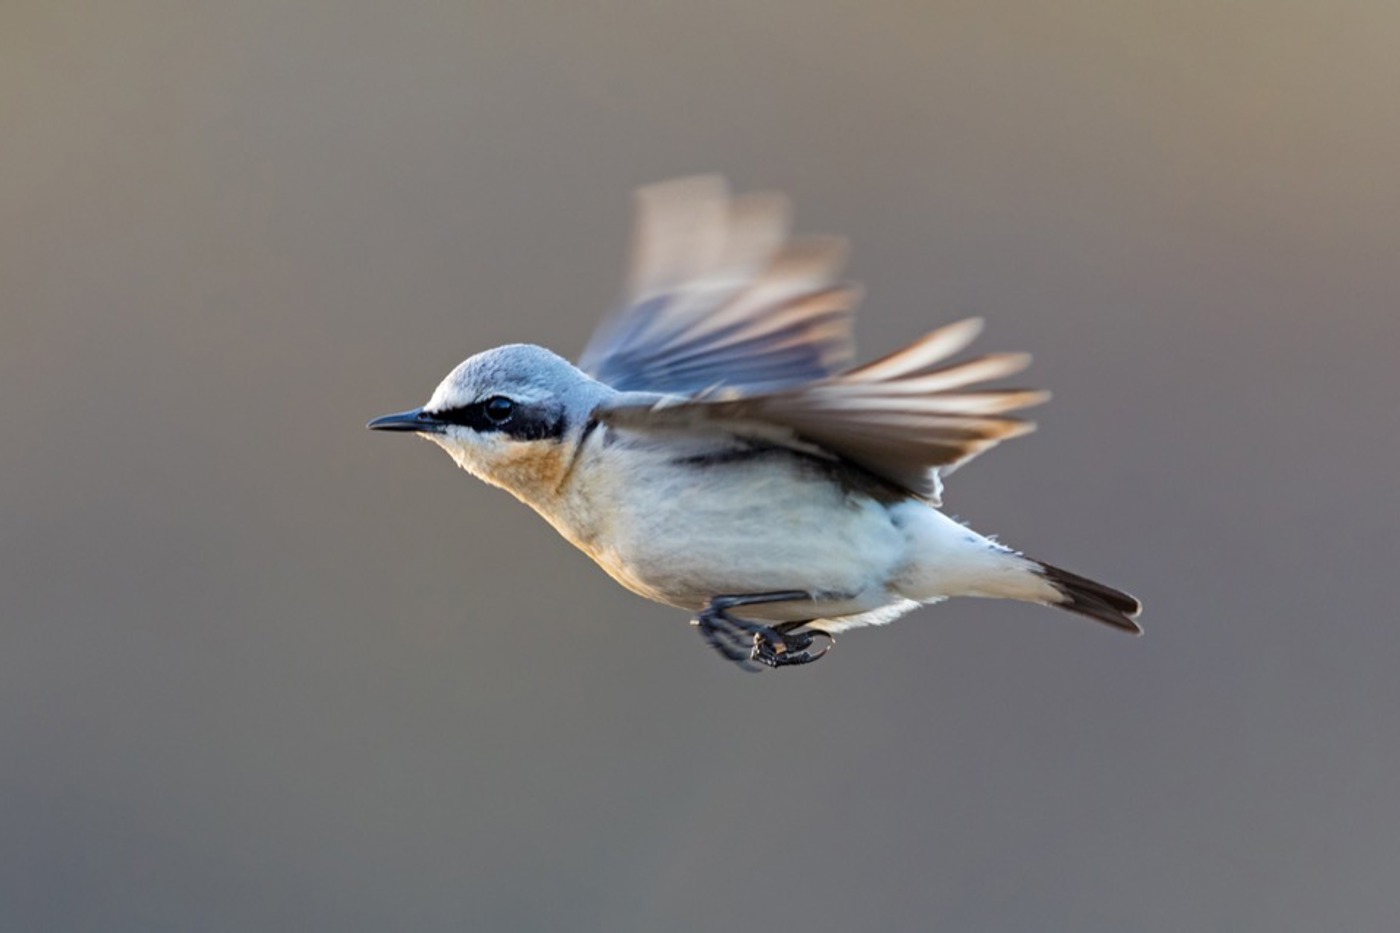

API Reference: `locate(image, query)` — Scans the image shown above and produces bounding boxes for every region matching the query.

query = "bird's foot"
[692,592,831,671]
[752,624,833,668]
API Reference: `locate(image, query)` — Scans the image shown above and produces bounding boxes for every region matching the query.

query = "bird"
[369,176,1141,669]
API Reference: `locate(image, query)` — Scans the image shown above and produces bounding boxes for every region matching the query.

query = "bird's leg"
[692,593,798,670]
[692,592,832,670]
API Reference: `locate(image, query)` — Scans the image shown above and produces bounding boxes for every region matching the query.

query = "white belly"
[548,441,909,622]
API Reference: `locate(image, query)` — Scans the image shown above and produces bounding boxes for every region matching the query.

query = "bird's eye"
[483,396,514,424]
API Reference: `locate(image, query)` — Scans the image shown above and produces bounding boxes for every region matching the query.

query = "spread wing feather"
[600,319,1049,502]
[582,178,1050,502]
[578,177,857,394]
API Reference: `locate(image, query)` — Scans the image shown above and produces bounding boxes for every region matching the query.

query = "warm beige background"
[4,3,1398,930]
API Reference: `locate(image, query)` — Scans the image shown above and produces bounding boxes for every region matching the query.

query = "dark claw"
[751,628,833,668]
[691,591,831,671]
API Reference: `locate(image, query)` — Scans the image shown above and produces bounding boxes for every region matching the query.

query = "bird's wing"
[598,319,1049,503]
[578,176,858,395]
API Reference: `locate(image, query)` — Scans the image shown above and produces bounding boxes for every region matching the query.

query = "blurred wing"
[598,319,1049,502]
[578,176,858,394]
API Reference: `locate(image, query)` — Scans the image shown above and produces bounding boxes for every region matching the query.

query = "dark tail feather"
[1034,560,1143,634]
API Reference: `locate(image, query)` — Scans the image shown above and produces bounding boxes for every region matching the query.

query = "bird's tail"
[1031,559,1143,634]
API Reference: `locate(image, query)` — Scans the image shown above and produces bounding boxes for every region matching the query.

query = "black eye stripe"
[429,398,564,441]
[431,403,491,429]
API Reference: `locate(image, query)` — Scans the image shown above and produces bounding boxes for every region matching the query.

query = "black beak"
[367,407,442,433]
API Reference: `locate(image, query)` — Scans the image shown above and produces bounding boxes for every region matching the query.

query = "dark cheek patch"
[502,407,565,442]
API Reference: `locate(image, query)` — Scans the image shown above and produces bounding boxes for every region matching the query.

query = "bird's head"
[368,344,609,503]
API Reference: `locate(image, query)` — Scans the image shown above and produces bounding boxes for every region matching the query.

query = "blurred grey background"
[4,2,1398,930]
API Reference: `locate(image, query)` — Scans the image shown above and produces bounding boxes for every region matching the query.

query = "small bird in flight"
[370,177,1141,669]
